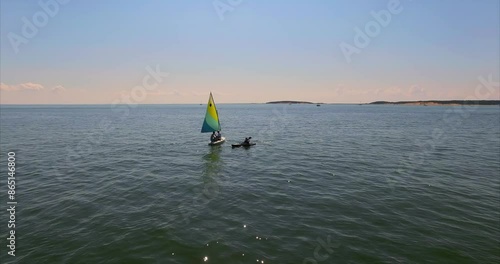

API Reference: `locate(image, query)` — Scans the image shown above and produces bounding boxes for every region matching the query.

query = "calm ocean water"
[0,104,499,263]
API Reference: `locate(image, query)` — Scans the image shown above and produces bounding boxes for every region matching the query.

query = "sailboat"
[201,92,226,145]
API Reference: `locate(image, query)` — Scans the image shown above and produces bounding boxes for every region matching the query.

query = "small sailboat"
[201,92,226,145]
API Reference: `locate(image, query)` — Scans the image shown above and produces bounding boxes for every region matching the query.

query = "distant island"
[368,100,500,106]
[266,101,321,104]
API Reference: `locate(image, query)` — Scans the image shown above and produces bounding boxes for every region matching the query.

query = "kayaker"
[243,137,252,145]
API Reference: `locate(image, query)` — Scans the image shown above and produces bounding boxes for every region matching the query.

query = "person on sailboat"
[215,131,222,141]
[210,131,216,142]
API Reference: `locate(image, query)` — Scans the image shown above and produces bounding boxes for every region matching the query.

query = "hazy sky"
[1,0,499,104]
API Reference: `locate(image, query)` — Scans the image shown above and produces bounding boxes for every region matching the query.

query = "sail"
[201,93,221,133]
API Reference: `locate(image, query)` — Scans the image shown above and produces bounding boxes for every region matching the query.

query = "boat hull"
[232,143,256,148]
[208,137,226,146]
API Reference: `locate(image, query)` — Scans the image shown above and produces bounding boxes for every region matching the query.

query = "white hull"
[208,137,226,146]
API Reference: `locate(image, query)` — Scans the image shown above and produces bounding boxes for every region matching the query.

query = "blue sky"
[1,0,499,103]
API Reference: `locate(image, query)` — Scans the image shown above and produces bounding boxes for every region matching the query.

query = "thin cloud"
[51,85,66,93]
[0,82,44,91]
[144,89,183,97]
[190,91,206,97]
[211,90,230,96]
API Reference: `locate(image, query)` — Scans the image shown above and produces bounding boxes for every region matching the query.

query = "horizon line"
[1,99,499,106]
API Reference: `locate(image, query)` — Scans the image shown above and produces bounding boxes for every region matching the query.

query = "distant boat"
[317,104,320,106]
[232,142,256,148]
[201,93,225,145]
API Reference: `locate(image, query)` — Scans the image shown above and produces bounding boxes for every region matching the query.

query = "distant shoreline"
[266,101,322,104]
[368,100,500,106]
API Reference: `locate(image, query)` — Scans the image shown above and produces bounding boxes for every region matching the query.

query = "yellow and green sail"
[201,92,221,133]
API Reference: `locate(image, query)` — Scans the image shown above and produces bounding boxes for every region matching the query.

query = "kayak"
[231,143,256,148]
[209,137,226,146]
